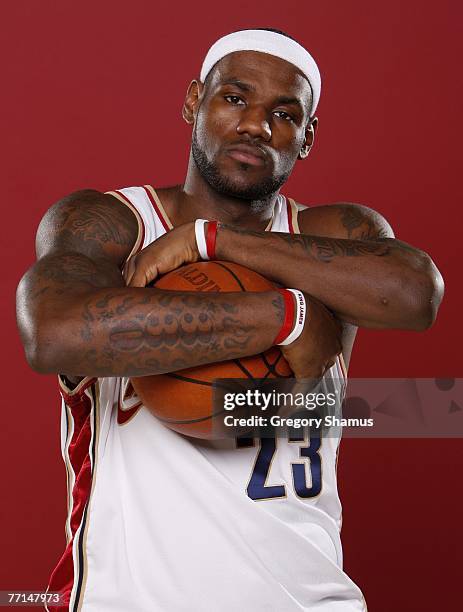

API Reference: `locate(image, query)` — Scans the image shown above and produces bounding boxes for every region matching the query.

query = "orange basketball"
[130,261,292,438]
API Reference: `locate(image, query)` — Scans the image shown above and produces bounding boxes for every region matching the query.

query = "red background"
[2,1,461,610]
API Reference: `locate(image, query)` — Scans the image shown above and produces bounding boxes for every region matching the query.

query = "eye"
[224,95,245,105]
[273,110,294,122]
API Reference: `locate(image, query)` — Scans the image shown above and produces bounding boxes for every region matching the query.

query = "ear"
[298,116,318,160]
[182,80,204,125]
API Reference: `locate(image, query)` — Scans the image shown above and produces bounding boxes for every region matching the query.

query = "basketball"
[130,261,293,438]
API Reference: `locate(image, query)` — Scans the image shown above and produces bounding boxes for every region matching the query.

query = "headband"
[200,30,321,115]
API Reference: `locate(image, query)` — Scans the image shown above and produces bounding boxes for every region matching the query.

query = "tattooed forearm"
[218,223,266,240]
[17,251,282,377]
[272,292,285,324]
[214,211,442,330]
[274,233,391,262]
[62,288,281,376]
[219,222,391,263]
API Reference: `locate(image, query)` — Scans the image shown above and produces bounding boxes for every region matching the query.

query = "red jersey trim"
[285,197,302,234]
[58,375,97,402]
[286,198,294,233]
[118,378,143,425]
[47,382,100,611]
[143,185,173,231]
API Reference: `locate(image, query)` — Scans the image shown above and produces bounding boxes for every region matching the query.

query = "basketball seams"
[259,350,292,379]
[212,261,247,291]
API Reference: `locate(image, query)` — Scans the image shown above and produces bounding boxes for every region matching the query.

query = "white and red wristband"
[273,288,306,346]
[195,219,218,260]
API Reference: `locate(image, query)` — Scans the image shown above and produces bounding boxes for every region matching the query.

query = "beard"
[191,127,292,202]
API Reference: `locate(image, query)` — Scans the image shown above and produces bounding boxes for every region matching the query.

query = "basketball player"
[16,29,443,611]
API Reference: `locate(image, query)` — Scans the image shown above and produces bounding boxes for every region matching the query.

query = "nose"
[236,105,272,142]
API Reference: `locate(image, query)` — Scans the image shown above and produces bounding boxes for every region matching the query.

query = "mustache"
[224,138,272,160]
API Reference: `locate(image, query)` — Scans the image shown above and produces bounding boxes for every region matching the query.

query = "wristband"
[205,220,218,259]
[279,289,306,345]
[195,219,218,260]
[274,288,306,346]
[195,219,209,259]
[273,288,295,345]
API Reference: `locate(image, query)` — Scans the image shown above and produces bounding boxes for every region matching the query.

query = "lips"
[226,143,267,166]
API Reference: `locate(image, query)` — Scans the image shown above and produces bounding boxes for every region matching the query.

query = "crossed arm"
[126,200,444,331]
[16,189,444,379]
[16,191,283,378]
[211,203,444,330]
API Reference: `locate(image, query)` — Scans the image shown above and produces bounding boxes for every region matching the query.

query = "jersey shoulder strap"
[270,195,307,234]
[106,185,172,252]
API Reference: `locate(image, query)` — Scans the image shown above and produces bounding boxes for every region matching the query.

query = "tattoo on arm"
[339,205,390,240]
[22,192,282,377]
[32,252,125,296]
[36,190,138,264]
[275,233,390,262]
[219,222,391,263]
[73,290,274,377]
[272,293,285,324]
[25,252,282,376]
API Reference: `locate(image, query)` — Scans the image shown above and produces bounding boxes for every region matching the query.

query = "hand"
[280,294,343,380]
[125,222,199,287]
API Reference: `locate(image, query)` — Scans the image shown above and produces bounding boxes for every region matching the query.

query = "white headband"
[200,30,321,115]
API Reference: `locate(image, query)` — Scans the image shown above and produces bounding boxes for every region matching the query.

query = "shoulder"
[36,188,139,263]
[38,189,138,232]
[295,201,395,240]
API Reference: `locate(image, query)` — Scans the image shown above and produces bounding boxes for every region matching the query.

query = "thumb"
[129,263,161,287]
[125,257,147,287]
[124,257,135,286]
[128,268,148,287]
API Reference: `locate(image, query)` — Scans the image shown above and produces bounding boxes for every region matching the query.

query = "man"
[16,28,443,611]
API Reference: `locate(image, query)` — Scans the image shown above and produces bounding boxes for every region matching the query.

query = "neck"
[172,152,280,229]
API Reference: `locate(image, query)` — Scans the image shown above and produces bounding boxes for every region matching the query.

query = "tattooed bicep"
[336,203,395,240]
[36,189,139,266]
[298,202,395,241]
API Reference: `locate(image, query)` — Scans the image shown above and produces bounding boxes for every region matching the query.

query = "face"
[186,51,315,201]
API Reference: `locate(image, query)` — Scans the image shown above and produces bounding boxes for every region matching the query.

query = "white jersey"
[47,186,366,611]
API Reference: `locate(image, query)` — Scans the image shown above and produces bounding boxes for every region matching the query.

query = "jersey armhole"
[288,197,306,234]
[105,189,145,261]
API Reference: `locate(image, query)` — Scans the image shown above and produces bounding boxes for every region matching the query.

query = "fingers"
[124,224,200,289]
[125,255,159,287]
[128,269,150,288]
[123,257,135,285]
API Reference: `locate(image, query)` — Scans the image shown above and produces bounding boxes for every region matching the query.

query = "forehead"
[208,50,312,107]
